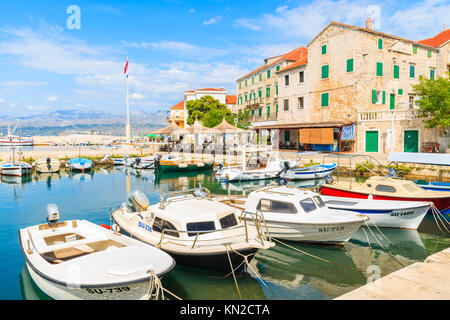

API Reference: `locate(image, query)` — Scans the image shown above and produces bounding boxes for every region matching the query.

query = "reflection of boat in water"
[350,227,429,262]
[162,264,268,300]
[1,174,32,185]
[20,265,52,300]
[68,170,94,182]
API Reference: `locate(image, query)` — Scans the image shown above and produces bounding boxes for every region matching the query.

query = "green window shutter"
[390,94,395,110]
[276,104,278,114]
[378,38,383,49]
[321,65,329,79]
[245,80,247,87]
[393,65,399,79]
[259,73,262,81]
[284,130,290,142]
[427,50,432,58]
[398,89,403,95]
[258,90,262,98]
[267,106,270,116]
[347,58,354,72]
[252,77,254,84]
[239,82,241,89]
[372,90,377,103]
[410,65,415,78]
[267,69,271,79]
[251,109,254,116]
[376,62,383,76]
[259,108,262,117]
[321,45,327,55]
[266,86,270,97]
[413,46,417,54]
[321,93,329,107]
[276,84,278,95]
[276,66,280,71]
[430,69,435,79]
[382,91,386,104]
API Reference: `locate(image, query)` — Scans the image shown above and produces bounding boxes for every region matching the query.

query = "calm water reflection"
[1,167,448,300]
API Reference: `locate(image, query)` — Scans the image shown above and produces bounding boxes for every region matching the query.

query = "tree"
[186,95,231,127]
[413,73,450,128]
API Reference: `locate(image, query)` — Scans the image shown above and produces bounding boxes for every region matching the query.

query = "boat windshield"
[312,196,326,208]
[300,198,317,213]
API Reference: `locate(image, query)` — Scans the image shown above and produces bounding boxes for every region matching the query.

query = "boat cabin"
[148,194,241,240]
[244,186,329,216]
[361,176,423,195]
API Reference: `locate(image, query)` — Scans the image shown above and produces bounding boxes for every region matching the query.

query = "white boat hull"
[26,263,151,300]
[322,196,430,229]
[217,168,280,182]
[0,164,32,177]
[280,164,337,180]
[245,216,365,243]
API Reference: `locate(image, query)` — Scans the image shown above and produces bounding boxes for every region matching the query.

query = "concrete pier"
[335,248,450,300]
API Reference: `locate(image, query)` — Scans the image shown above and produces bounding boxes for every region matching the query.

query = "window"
[347,59,354,72]
[258,89,262,98]
[430,69,435,80]
[259,73,262,81]
[321,92,329,107]
[378,38,383,49]
[258,108,262,117]
[313,196,326,208]
[321,44,327,55]
[372,90,383,104]
[267,69,271,79]
[398,89,403,95]
[299,71,304,83]
[187,221,215,237]
[393,65,400,79]
[267,106,270,116]
[376,62,383,76]
[266,86,271,97]
[412,45,417,54]
[284,130,290,142]
[409,96,415,109]
[283,99,289,111]
[153,217,179,238]
[251,109,255,116]
[239,82,241,89]
[276,65,280,71]
[276,104,278,114]
[410,65,415,78]
[245,80,247,87]
[220,214,238,229]
[285,75,290,86]
[276,84,278,95]
[252,77,254,84]
[321,65,329,79]
[298,97,304,109]
[258,199,297,214]
[375,185,396,193]
[427,49,432,58]
[300,198,317,213]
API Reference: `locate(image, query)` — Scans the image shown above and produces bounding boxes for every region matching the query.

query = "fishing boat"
[33,158,61,174]
[215,152,294,182]
[154,155,214,173]
[320,176,450,212]
[414,180,450,192]
[321,196,429,229]
[133,157,156,170]
[0,148,32,177]
[0,122,33,146]
[19,204,175,300]
[111,189,274,273]
[280,163,337,180]
[67,158,93,171]
[215,186,369,244]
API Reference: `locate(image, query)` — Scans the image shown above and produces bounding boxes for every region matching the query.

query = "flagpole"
[125,57,131,145]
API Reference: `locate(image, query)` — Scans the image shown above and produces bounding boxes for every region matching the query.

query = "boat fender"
[178,163,188,169]
[112,223,121,233]
[197,163,205,168]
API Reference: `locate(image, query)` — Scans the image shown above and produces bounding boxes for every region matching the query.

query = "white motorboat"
[215,152,295,182]
[33,158,61,174]
[321,196,429,230]
[19,204,176,300]
[133,156,156,170]
[0,122,33,146]
[280,163,337,180]
[112,189,274,273]
[215,186,369,244]
[0,147,32,177]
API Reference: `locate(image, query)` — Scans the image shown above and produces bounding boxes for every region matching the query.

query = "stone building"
[236,18,450,153]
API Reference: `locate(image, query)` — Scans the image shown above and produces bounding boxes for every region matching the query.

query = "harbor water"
[1,167,449,300]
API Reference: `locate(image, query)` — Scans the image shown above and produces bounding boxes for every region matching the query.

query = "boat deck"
[335,247,450,299]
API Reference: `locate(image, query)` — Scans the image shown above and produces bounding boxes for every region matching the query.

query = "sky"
[0,0,448,117]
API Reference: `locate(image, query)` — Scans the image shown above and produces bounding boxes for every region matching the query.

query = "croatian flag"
[124,59,129,78]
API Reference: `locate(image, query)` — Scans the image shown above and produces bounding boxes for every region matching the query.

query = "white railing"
[358,109,421,122]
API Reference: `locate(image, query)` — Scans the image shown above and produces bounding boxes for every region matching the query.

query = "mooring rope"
[430,203,450,234]
[225,245,243,300]
[146,270,182,301]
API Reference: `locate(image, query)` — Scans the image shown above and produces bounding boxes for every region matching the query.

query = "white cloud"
[130,93,145,100]
[189,9,195,14]
[46,96,58,102]
[0,98,4,103]
[203,16,222,26]
[122,40,226,57]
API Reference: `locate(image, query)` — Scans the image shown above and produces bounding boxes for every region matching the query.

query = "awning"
[299,128,334,144]
[253,121,346,130]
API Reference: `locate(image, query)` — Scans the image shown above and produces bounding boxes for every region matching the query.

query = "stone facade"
[236,20,450,153]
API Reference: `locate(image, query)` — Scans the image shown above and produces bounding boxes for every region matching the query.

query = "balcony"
[251,113,278,123]
[358,109,421,122]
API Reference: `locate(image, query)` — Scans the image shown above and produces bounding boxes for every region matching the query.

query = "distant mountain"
[0,109,169,136]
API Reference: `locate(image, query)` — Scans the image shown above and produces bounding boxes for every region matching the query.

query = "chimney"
[366,17,373,30]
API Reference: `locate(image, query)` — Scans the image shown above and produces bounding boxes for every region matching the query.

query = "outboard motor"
[46,204,60,226]
[324,174,334,184]
[127,191,150,212]
[278,177,288,186]
[283,161,290,172]
[134,158,142,168]
[46,157,52,171]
